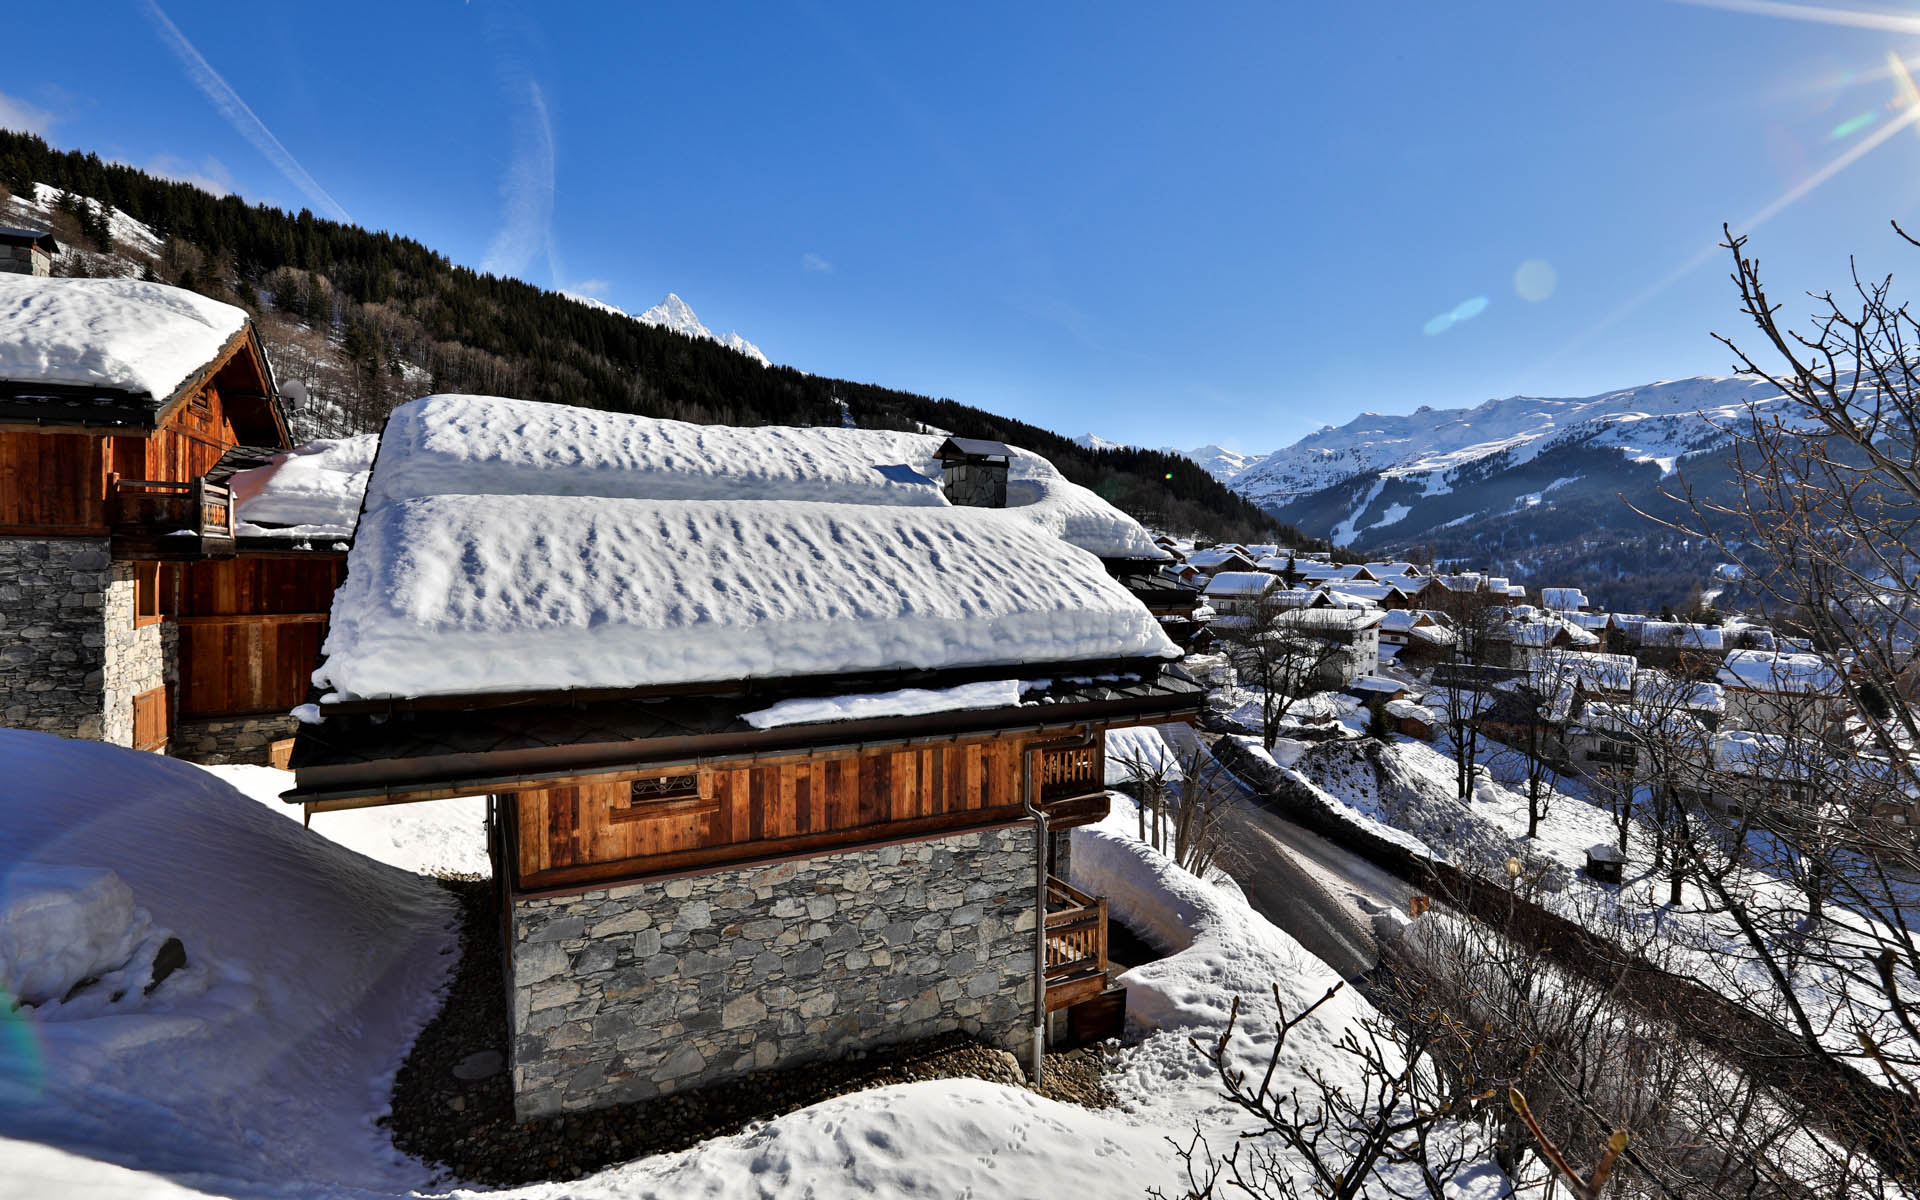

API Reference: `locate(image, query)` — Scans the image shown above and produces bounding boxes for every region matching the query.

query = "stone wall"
[941,461,1007,508]
[0,538,115,740]
[101,562,172,748]
[172,713,298,765]
[508,823,1037,1119]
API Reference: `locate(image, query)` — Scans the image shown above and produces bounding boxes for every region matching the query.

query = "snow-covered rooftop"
[1717,648,1842,695]
[1201,570,1276,599]
[0,276,248,403]
[368,394,1164,560]
[1540,587,1588,612]
[315,397,1179,701]
[229,434,377,540]
[1637,621,1725,651]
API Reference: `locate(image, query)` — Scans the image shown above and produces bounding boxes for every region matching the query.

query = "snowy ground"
[1,733,1507,1199]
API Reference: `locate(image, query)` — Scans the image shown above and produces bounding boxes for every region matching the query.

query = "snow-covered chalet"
[283,394,1202,1119]
[0,276,367,762]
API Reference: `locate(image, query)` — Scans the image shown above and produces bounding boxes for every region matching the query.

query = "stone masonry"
[0,537,170,746]
[172,713,298,765]
[508,824,1036,1119]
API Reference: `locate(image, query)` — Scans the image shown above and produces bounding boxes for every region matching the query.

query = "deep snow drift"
[228,434,378,539]
[0,275,247,403]
[0,730,458,1197]
[0,733,1499,1199]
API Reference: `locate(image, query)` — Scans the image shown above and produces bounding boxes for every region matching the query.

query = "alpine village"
[8,11,1920,1199]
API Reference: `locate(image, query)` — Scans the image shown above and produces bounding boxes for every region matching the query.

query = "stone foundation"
[102,561,172,748]
[508,824,1036,1119]
[171,713,298,765]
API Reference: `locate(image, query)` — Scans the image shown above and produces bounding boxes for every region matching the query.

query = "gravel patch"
[384,878,1118,1187]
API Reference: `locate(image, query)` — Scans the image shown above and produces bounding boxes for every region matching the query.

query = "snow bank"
[363,394,1165,559]
[202,763,490,877]
[1105,724,1185,784]
[317,495,1176,700]
[0,866,151,1007]
[741,679,1022,730]
[0,730,457,1196]
[229,434,377,537]
[0,276,247,402]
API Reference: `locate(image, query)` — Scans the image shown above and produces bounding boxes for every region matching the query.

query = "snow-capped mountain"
[564,291,771,367]
[1074,432,1128,452]
[1182,444,1258,482]
[1230,376,1788,516]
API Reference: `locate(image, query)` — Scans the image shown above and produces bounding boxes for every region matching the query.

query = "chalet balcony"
[109,477,235,556]
[1044,875,1109,1012]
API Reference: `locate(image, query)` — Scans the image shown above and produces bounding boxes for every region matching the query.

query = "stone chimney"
[935,437,1011,507]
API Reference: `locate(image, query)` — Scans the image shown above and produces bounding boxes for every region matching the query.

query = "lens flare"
[1423,295,1490,336]
[0,999,46,1106]
[1829,110,1879,140]
[1513,259,1558,302]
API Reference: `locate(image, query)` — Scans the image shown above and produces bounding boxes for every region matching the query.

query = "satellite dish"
[279,379,309,412]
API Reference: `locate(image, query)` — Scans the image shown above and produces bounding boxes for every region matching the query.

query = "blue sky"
[7,1,1920,453]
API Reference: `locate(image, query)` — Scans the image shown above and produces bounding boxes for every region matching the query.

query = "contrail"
[140,0,350,222]
[479,77,557,283]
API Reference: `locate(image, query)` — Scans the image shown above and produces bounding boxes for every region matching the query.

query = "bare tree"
[1431,583,1500,801]
[1116,741,1234,878]
[1221,594,1349,751]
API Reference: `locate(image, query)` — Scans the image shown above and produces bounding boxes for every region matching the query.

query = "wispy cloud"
[567,277,611,297]
[0,90,56,136]
[139,0,349,222]
[479,77,557,284]
[801,252,834,274]
[141,153,235,197]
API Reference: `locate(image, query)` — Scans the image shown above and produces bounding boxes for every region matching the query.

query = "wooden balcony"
[109,477,235,558]
[1044,875,1109,1012]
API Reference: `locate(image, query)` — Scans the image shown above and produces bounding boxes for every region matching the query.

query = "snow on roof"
[1717,648,1842,695]
[1575,700,1706,741]
[1634,670,1725,712]
[1324,581,1393,604]
[1183,546,1253,570]
[1541,587,1588,611]
[1637,621,1724,651]
[318,494,1177,702]
[1202,570,1277,599]
[1362,562,1418,576]
[0,276,248,403]
[1540,649,1636,692]
[1273,607,1384,632]
[229,434,377,539]
[369,394,1165,559]
[1347,675,1405,694]
[1384,698,1435,722]
[1567,611,1614,631]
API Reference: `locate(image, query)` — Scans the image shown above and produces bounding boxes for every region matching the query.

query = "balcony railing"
[1044,875,1108,1011]
[110,477,235,542]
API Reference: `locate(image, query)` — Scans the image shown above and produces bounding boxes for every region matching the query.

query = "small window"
[609,772,714,823]
[133,562,164,628]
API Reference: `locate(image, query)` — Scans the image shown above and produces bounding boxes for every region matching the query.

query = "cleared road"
[1162,724,1422,981]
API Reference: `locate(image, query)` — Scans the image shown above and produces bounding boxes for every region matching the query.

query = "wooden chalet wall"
[511,732,1104,890]
[0,432,106,533]
[0,331,278,539]
[172,555,345,717]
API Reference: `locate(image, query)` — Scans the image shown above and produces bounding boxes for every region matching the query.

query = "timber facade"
[0,308,344,764]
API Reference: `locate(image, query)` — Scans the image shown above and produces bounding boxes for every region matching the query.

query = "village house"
[1630,620,1727,672]
[1183,545,1260,576]
[1377,608,1454,668]
[1540,586,1589,613]
[1270,607,1383,686]
[282,394,1201,1121]
[0,225,58,276]
[1201,569,1278,632]
[0,275,362,763]
[1716,648,1845,734]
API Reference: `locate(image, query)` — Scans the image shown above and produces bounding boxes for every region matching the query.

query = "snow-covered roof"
[318,496,1178,701]
[1634,670,1725,713]
[1574,700,1706,741]
[1202,570,1277,600]
[1347,675,1406,694]
[1384,698,1435,722]
[1637,621,1724,651]
[1363,562,1419,577]
[1540,587,1588,612]
[229,434,377,540]
[1717,648,1842,695]
[315,396,1178,701]
[1184,546,1254,570]
[367,393,1165,560]
[0,275,248,403]
[1540,649,1637,692]
[1274,608,1384,633]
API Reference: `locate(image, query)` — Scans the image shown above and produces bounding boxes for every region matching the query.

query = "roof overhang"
[285,658,1202,808]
